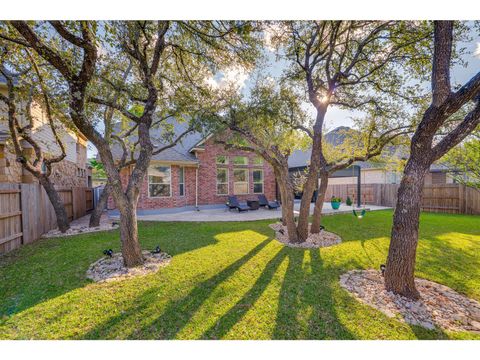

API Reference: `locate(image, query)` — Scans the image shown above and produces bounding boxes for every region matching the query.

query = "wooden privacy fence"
[326,183,480,215]
[0,183,93,254]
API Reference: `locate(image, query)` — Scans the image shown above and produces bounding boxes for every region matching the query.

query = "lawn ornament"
[103,249,113,258]
[380,264,386,277]
[353,208,366,219]
[151,245,162,254]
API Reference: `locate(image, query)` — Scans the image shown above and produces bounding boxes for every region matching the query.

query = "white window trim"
[216,155,229,165]
[233,168,249,195]
[253,169,264,194]
[179,166,185,197]
[216,167,229,195]
[148,165,172,198]
[232,156,249,166]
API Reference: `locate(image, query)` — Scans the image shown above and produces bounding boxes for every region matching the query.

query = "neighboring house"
[0,74,91,187]
[288,126,456,186]
[107,122,276,212]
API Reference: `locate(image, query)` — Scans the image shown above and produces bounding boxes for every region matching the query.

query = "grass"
[0,210,479,340]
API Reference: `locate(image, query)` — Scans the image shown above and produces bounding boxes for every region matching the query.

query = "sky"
[87,24,480,159]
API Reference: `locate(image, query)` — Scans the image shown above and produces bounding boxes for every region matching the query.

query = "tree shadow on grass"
[272,248,356,339]
[199,246,355,340]
[80,236,273,339]
[0,221,221,319]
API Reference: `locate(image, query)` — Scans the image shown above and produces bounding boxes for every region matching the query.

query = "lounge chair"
[226,196,250,212]
[257,194,280,210]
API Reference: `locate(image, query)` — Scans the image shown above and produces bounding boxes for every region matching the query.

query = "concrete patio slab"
[109,202,391,222]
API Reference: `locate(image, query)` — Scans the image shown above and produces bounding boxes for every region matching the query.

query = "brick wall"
[195,137,276,206]
[109,136,277,210]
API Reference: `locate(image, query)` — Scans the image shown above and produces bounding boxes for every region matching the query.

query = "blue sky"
[87,25,480,158]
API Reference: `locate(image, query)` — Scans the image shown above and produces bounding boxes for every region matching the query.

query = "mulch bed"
[269,222,342,248]
[340,269,480,332]
[86,250,171,282]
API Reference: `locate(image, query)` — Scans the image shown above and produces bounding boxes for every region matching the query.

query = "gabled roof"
[109,119,205,164]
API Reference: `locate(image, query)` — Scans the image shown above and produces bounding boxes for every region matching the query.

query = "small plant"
[346,196,353,206]
[330,196,342,210]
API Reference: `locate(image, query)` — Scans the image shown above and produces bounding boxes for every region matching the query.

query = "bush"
[331,196,342,203]
[346,196,352,206]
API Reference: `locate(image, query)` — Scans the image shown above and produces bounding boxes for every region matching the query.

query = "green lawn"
[0,210,479,340]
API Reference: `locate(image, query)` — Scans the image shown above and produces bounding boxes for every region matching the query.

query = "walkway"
[110,202,391,222]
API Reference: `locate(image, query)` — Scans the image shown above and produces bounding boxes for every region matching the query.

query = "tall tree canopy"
[3,20,261,266]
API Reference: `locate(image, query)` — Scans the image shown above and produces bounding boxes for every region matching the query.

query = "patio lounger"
[257,195,280,210]
[227,196,250,212]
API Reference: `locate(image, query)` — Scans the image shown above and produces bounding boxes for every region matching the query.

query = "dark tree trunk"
[116,196,144,267]
[89,184,111,228]
[384,158,430,300]
[38,176,70,233]
[275,168,299,242]
[311,170,329,234]
[296,107,326,242]
[296,169,317,241]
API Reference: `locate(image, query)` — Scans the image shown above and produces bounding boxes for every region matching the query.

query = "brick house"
[108,123,276,213]
[108,122,277,213]
[0,74,91,187]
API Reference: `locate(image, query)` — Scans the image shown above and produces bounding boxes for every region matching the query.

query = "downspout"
[195,166,199,211]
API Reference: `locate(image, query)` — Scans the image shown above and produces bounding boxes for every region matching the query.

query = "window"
[253,156,264,166]
[233,169,249,194]
[148,165,171,197]
[217,168,228,195]
[216,155,228,165]
[233,156,248,166]
[179,167,185,196]
[253,169,264,194]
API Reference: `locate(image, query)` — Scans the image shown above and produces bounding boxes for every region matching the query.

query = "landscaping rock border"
[42,212,118,238]
[86,250,171,282]
[340,269,480,333]
[269,222,342,248]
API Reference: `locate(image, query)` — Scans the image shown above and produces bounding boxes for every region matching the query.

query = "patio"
[110,202,391,222]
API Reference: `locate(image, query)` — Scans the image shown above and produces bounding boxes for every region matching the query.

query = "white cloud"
[475,42,480,59]
[205,66,249,90]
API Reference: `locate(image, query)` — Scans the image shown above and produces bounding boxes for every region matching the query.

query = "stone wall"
[0,144,88,187]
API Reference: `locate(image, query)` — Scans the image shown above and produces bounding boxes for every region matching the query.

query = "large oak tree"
[385,21,480,299]
[267,21,430,242]
[6,20,260,266]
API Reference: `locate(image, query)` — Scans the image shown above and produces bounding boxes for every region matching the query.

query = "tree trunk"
[296,107,327,242]
[116,198,144,267]
[275,168,299,242]
[38,176,70,233]
[89,184,111,228]
[311,170,329,234]
[296,169,317,241]
[384,158,429,300]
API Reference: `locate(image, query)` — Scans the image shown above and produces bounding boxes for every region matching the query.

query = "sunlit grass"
[0,210,479,339]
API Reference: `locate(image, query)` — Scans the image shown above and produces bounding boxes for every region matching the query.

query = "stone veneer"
[109,136,277,210]
[0,144,88,187]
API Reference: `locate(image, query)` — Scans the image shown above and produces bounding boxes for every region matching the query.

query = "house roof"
[288,126,445,172]
[109,119,204,164]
